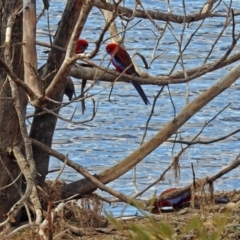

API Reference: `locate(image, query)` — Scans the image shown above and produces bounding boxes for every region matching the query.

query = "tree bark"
[0,0,25,222]
[30,0,86,184]
[22,0,41,96]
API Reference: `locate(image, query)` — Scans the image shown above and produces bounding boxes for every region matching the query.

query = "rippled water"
[33,0,240,215]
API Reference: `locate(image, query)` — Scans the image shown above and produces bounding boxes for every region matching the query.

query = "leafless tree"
[0,0,240,237]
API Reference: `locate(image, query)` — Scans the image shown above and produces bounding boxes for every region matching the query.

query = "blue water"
[32,0,240,216]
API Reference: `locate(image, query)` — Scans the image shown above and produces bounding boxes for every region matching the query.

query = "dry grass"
[5,190,240,240]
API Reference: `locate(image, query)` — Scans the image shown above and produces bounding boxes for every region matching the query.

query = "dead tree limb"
[62,63,240,198]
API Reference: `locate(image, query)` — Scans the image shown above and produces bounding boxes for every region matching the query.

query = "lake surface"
[33,0,240,216]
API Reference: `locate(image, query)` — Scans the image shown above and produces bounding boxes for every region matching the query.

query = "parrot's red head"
[75,39,89,54]
[106,43,120,55]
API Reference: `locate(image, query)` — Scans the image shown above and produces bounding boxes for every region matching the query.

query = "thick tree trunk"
[0,156,22,221]
[0,1,25,221]
[30,0,86,184]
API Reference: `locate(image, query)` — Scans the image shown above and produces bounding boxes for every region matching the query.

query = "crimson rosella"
[151,188,228,214]
[75,39,89,113]
[152,188,191,212]
[106,43,150,105]
[75,39,88,54]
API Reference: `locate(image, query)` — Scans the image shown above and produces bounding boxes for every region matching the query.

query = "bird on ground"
[152,188,191,212]
[151,188,228,214]
[106,43,150,105]
[75,39,89,54]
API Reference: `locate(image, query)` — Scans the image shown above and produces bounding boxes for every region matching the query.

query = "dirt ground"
[11,190,240,239]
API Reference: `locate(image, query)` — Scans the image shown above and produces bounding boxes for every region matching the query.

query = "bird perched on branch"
[75,39,89,113]
[75,39,89,54]
[106,43,150,105]
[65,39,89,101]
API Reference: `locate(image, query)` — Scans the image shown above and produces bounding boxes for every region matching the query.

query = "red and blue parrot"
[151,188,228,214]
[106,43,150,105]
[152,188,191,212]
[75,39,88,54]
[75,39,89,113]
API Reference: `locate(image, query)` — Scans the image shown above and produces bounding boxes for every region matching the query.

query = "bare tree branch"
[93,0,231,24]
[22,0,41,96]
